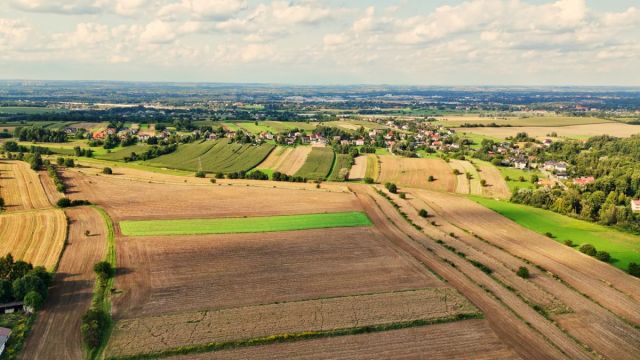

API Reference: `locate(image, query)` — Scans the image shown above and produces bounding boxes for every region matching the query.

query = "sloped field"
[294,147,335,180]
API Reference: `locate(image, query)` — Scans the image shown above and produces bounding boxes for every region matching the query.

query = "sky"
[0,0,639,86]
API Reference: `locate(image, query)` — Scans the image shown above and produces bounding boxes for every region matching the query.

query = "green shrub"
[81,308,109,349]
[563,239,573,247]
[24,291,44,311]
[418,209,428,218]
[579,243,597,256]
[629,262,640,277]
[102,167,112,175]
[94,261,115,281]
[595,251,611,262]
[516,266,530,278]
[195,171,206,178]
[363,177,374,184]
[428,175,435,182]
[399,193,406,199]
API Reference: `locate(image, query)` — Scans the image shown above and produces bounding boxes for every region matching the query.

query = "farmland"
[119,211,372,236]
[460,122,640,139]
[146,140,275,173]
[471,197,640,270]
[294,146,335,180]
[0,209,66,270]
[348,155,368,180]
[106,288,478,358]
[434,115,613,127]
[377,156,456,192]
[256,145,311,175]
[97,144,150,161]
[0,160,51,211]
[328,153,353,181]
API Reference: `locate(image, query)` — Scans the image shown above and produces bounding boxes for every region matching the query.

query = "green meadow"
[120,211,372,236]
[471,196,640,271]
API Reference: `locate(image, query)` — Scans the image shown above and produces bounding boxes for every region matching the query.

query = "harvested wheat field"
[0,160,51,211]
[64,169,358,221]
[113,227,441,318]
[0,209,66,269]
[257,146,311,175]
[22,207,106,360]
[462,123,640,139]
[399,189,640,359]
[377,156,455,192]
[107,288,477,358]
[169,319,520,360]
[347,154,368,180]
[474,160,510,199]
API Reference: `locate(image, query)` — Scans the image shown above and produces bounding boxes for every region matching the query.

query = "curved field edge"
[470,196,640,271]
[86,206,117,360]
[119,211,372,236]
[104,314,483,360]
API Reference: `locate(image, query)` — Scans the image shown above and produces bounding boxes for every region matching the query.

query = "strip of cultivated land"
[106,288,478,358]
[347,155,367,180]
[460,123,640,139]
[119,211,372,236]
[0,209,66,270]
[168,319,519,360]
[294,147,335,180]
[0,160,51,211]
[472,197,640,270]
[377,156,456,192]
[257,146,311,175]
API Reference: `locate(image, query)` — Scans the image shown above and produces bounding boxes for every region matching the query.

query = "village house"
[92,130,106,140]
[354,139,365,146]
[573,176,595,186]
[0,327,10,356]
[513,160,528,170]
[632,200,640,213]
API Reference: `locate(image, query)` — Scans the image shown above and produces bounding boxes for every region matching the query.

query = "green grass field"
[0,106,60,114]
[471,197,640,271]
[295,147,335,180]
[328,154,353,181]
[146,140,274,173]
[496,167,541,191]
[98,144,151,161]
[120,211,372,236]
[234,122,278,134]
[264,121,318,132]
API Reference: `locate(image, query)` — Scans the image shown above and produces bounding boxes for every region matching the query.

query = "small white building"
[632,200,640,213]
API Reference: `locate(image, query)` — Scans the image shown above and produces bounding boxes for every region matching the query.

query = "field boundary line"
[86,206,117,360]
[105,314,483,360]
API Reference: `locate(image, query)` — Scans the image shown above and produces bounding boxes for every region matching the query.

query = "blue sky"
[1,0,639,85]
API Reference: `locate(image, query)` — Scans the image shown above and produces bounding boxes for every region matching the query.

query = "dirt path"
[21,207,106,360]
[348,185,585,360]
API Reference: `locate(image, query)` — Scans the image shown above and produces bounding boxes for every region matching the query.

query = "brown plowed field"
[106,288,476,358]
[170,319,520,360]
[64,169,359,221]
[350,184,587,360]
[406,190,640,358]
[0,160,51,211]
[21,207,106,360]
[474,161,510,199]
[0,209,66,269]
[113,227,441,318]
[348,155,367,180]
[449,159,469,194]
[258,146,311,175]
[377,156,455,192]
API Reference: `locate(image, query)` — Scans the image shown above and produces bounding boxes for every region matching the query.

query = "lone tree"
[595,251,611,263]
[24,291,44,312]
[102,167,112,175]
[579,243,597,257]
[195,171,206,178]
[629,263,640,277]
[93,261,115,282]
[516,266,530,279]
[419,209,429,218]
[0,196,4,211]
[363,177,374,184]
[480,179,487,187]
[427,175,435,182]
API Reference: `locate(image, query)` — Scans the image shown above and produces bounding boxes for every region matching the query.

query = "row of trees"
[0,254,52,311]
[15,126,67,143]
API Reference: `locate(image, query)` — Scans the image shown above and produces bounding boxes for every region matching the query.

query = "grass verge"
[120,211,372,237]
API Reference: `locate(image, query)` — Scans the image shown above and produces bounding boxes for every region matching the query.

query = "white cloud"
[241,43,272,62]
[11,0,103,14]
[0,19,32,49]
[140,20,177,44]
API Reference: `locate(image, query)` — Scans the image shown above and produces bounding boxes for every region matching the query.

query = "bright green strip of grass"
[120,211,372,237]
[471,196,640,271]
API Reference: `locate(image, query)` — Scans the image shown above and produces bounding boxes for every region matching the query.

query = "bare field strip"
[113,227,441,319]
[348,155,367,180]
[449,159,470,194]
[377,156,455,192]
[436,115,612,127]
[169,319,519,360]
[461,123,640,139]
[106,288,477,358]
[401,190,640,359]
[64,170,360,221]
[474,161,511,199]
[365,154,379,179]
[414,190,640,323]
[257,146,311,175]
[0,209,66,270]
[0,160,51,211]
[22,207,106,360]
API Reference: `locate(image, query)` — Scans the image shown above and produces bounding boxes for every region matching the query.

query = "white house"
[632,200,640,213]
[0,327,11,356]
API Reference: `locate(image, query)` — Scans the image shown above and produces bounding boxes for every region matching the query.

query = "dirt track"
[21,207,106,360]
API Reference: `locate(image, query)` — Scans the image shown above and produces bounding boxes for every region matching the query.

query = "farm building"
[0,327,11,356]
[573,176,595,186]
[632,200,640,213]
[0,302,25,314]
